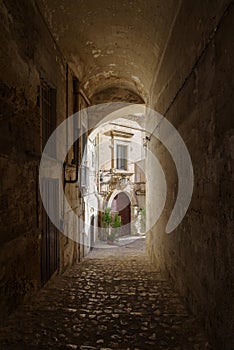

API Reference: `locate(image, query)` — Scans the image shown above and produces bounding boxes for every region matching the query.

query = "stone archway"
[111,192,131,236]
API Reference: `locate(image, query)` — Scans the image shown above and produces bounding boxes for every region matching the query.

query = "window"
[40,80,56,157]
[116,145,128,170]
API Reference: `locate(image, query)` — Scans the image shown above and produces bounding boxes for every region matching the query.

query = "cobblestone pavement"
[0,239,210,350]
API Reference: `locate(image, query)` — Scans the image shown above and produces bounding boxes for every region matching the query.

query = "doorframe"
[108,190,132,236]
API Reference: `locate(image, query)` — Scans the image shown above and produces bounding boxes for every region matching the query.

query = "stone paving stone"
[0,239,211,349]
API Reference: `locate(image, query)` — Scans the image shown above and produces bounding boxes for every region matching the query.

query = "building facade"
[88,117,146,242]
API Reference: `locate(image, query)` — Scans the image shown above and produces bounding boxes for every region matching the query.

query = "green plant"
[102,209,121,242]
[102,207,113,240]
[102,207,112,227]
[112,213,121,228]
[139,207,146,233]
[108,213,121,242]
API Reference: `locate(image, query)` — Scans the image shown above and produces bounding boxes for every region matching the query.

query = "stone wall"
[147,2,234,349]
[0,0,83,322]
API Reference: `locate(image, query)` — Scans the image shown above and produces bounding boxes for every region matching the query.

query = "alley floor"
[0,239,210,350]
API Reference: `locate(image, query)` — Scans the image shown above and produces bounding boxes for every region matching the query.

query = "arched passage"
[0,1,233,349]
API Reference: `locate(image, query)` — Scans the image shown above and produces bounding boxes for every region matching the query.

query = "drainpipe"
[64,65,79,184]
[65,63,69,163]
[111,132,114,170]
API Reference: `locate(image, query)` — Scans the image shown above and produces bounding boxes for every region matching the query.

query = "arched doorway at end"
[111,192,131,236]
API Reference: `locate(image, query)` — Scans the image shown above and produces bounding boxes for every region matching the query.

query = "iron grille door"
[41,178,59,285]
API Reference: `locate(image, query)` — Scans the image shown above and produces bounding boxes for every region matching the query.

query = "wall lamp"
[99,169,114,182]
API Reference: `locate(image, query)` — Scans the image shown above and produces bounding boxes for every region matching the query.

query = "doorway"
[41,178,59,285]
[112,192,131,236]
[90,215,95,250]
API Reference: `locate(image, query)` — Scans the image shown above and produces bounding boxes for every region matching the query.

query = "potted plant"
[102,209,121,244]
[112,213,121,234]
[108,213,121,244]
[107,231,116,245]
[102,207,112,241]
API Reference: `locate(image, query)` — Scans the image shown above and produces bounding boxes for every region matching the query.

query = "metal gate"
[41,178,59,285]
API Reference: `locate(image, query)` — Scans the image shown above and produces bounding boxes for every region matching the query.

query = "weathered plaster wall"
[147,2,234,349]
[84,135,98,247]
[0,0,82,322]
